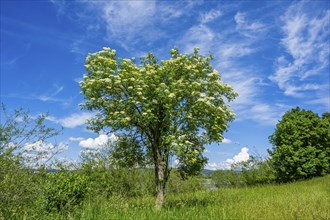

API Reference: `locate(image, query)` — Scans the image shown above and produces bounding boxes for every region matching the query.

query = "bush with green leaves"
[80,148,155,198]
[43,171,91,212]
[211,170,246,188]
[167,170,205,194]
[0,105,63,217]
[268,107,330,182]
[233,155,276,185]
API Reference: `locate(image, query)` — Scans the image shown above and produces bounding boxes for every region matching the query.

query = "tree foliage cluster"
[268,107,330,182]
[212,107,329,187]
[80,47,237,208]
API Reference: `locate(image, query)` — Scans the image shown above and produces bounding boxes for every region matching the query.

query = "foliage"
[0,168,46,219]
[111,136,149,168]
[80,144,155,198]
[232,155,276,185]
[12,175,330,219]
[80,165,155,198]
[0,105,64,218]
[211,154,276,188]
[80,47,237,208]
[211,169,246,188]
[43,171,91,212]
[268,107,330,182]
[166,170,205,194]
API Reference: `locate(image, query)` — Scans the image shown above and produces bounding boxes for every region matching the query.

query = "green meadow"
[23,175,329,220]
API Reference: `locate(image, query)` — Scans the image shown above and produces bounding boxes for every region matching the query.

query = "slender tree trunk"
[155,159,166,210]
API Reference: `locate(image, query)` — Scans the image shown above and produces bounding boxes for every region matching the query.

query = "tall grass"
[27,175,329,220]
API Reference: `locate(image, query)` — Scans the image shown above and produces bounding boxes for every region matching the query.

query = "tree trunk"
[155,160,166,210]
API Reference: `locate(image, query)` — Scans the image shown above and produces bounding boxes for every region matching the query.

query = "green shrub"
[81,165,155,198]
[0,166,44,219]
[211,170,246,188]
[238,157,276,185]
[43,171,91,212]
[167,170,205,194]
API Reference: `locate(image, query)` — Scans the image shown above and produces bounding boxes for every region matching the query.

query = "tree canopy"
[268,107,330,182]
[80,47,237,209]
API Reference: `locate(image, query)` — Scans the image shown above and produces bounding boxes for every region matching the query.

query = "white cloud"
[237,103,290,125]
[179,24,215,55]
[205,147,250,170]
[233,147,249,163]
[221,70,261,106]
[220,43,255,59]
[221,138,232,144]
[307,97,330,110]
[205,160,232,170]
[23,141,68,168]
[200,9,222,24]
[73,77,83,84]
[47,112,94,128]
[69,137,85,141]
[84,1,202,52]
[34,84,72,105]
[93,1,159,50]
[269,2,329,99]
[23,141,67,152]
[234,12,265,37]
[79,134,117,149]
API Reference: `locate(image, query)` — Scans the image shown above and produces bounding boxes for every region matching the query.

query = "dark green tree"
[268,107,330,182]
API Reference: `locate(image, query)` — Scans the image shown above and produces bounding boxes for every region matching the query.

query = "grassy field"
[38,175,330,220]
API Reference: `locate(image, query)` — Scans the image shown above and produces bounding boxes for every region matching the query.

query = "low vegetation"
[2,172,328,220]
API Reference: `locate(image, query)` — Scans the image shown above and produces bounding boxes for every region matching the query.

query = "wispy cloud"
[179,24,215,54]
[34,85,73,106]
[49,0,67,17]
[36,84,64,102]
[269,2,329,100]
[234,12,265,37]
[76,1,202,53]
[1,43,31,66]
[2,84,71,106]
[200,9,222,24]
[237,103,289,125]
[91,0,158,51]
[47,112,94,128]
[69,137,85,142]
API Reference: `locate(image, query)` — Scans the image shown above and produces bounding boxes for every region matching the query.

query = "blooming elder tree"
[80,48,237,209]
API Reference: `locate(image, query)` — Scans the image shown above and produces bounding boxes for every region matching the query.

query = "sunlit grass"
[40,175,330,220]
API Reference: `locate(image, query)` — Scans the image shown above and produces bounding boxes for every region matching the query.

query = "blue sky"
[1,0,329,169]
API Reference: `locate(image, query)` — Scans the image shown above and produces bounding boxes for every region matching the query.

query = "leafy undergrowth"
[15,175,330,220]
